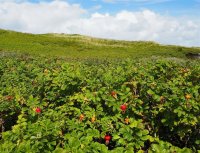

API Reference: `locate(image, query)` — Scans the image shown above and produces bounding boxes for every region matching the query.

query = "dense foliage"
[0,55,200,152]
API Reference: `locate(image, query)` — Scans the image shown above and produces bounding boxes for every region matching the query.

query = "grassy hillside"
[0,29,200,59]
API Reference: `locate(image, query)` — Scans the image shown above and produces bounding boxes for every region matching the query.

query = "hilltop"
[0,29,200,59]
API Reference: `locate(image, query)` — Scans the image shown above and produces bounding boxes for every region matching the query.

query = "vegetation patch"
[0,55,199,152]
[1,29,200,59]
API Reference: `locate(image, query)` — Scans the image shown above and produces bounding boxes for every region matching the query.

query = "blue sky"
[0,0,200,46]
[27,0,200,16]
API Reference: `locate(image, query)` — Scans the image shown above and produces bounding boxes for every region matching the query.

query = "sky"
[0,0,200,47]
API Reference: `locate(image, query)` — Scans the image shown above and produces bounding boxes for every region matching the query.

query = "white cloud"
[0,1,200,47]
[0,1,86,33]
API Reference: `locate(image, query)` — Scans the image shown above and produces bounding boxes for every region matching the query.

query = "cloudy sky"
[0,0,200,47]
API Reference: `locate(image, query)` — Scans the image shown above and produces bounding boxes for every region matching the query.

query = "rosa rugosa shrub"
[0,55,199,152]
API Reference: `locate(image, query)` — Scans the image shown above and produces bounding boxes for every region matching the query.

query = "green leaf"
[112,134,120,140]
[147,89,155,96]
[118,138,126,145]
[129,120,138,128]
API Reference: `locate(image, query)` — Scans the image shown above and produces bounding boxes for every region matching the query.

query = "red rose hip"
[5,95,13,101]
[79,114,84,121]
[111,91,116,96]
[35,107,41,113]
[120,104,127,113]
[104,135,111,145]
[111,91,117,99]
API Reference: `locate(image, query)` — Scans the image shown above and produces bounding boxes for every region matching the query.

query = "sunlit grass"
[0,29,200,59]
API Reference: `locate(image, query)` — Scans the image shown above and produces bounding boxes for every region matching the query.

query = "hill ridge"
[0,29,199,59]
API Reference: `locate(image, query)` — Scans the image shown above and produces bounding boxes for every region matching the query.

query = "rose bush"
[0,55,199,152]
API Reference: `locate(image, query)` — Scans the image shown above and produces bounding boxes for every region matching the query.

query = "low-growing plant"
[0,55,199,152]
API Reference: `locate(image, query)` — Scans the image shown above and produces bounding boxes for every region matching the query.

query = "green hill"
[0,29,199,59]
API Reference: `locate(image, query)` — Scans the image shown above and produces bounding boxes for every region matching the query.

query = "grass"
[0,29,200,59]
